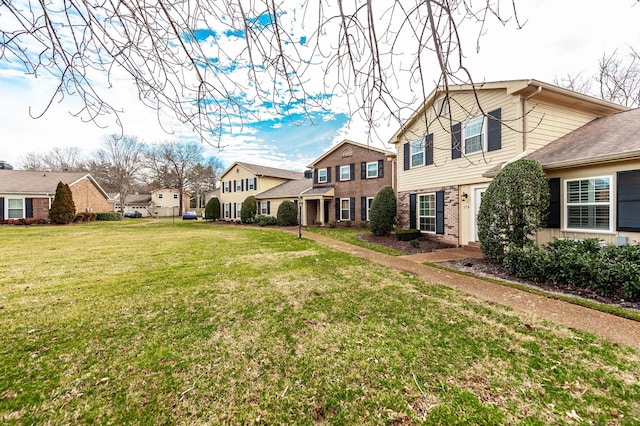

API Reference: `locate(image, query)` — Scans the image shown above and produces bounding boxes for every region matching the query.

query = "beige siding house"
[390,79,627,246]
[496,108,640,245]
[218,162,304,221]
[255,179,313,219]
[149,188,190,217]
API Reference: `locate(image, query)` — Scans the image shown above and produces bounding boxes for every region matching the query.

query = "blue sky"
[1,0,639,171]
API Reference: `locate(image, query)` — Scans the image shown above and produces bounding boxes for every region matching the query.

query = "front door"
[323,200,331,225]
[471,186,488,242]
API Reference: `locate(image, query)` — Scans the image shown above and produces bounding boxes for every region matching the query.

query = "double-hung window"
[463,116,485,154]
[235,180,243,192]
[340,165,350,181]
[318,168,328,183]
[248,178,256,191]
[7,198,24,219]
[366,197,374,221]
[410,140,424,168]
[340,198,351,220]
[418,194,436,233]
[235,202,242,218]
[223,203,230,218]
[260,202,269,215]
[366,162,378,178]
[565,177,612,231]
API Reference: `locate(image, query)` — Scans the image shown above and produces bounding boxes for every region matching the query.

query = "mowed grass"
[1,221,639,424]
[304,226,402,256]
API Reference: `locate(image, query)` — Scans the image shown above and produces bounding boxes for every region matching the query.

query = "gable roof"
[308,139,395,168]
[221,162,304,180]
[0,170,109,198]
[255,179,313,199]
[525,108,640,170]
[389,79,628,145]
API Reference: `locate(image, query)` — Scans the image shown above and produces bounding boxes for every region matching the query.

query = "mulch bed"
[356,233,455,255]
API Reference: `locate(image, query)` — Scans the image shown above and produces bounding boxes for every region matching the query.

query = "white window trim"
[259,201,269,215]
[339,165,350,181]
[235,202,242,218]
[563,175,613,233]
[318,168,328,183]
[223,203,230,218]
[463,116,487,155]
[7,197,25,219]
[418,193,436,234]
[235,180,243,191]
[158,193,164,199]
[340,198,351,221]
[248,178,256,191]
[366,162,378,179]
[410,139,424,168]
[366,197,374,221]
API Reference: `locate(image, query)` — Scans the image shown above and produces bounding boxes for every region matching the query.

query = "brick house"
[0,170,112,221]
[300,140,396,226]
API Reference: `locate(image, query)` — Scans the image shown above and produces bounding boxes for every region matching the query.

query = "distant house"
[149,188,190,217]
[389,79,627,246]
[0,170,112,221]
[121,194,153,217]
[218,162,305,221]
[486,108,640,246]
[300,140,396,226]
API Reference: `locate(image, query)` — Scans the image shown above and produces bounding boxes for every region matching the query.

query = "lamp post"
[298,197,303,238]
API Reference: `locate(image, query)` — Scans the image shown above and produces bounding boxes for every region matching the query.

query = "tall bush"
[205,197,221,221]
[477,159,549,262]
[49,181,76,224]
[369,186,397,236]
[240,195,257,223]
[277,200,298,226]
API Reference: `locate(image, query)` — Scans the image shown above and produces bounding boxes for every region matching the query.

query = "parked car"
[124,210,142,218]
[182,211,198,220]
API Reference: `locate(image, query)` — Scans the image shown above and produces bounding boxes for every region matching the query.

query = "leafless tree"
[146,141,211,214]
[88,134,146,213]
[19,146,85,171]
[553,72,593,96]
[597,49,640,108]
[1,1,523,146]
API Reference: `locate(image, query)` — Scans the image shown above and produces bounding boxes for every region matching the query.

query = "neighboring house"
[389,79,628,246]
[255,179,313,218]
[203,188,220,205]
[0,170,112,221]
[218,162,304,221]
[121,194,153,217]
[149,188,190,217]
[487,108,640,246]
[300,139,396,226]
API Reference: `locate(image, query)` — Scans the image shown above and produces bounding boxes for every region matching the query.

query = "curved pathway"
[296,230,640,350]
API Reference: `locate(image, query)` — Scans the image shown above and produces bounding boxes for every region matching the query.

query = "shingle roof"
[0,170,94,194]
[222,162,305,180]
[124,194,152,204]
[255,179,312,199]
[526,108,640,169]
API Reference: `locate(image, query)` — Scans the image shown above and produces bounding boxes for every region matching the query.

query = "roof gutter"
[523,84,542,152]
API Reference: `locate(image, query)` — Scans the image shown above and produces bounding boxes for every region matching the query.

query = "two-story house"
[218,162,305,221]
[389,79,627,247]
[149,188,190,217]
[300,140,396,226]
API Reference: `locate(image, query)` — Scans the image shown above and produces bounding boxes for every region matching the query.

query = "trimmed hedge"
[97,212,122,221]
[255,215,278,227]
[277,200,298,226]
[395,229,421,241]
[370,186,397,236]
[504,239,640,301]
[205,197,221,221]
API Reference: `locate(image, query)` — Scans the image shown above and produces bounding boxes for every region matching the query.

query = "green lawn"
[1,221,639,424]
[304,226,402,255]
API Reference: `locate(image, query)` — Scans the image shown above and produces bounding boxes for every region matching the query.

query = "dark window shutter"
[0,197,4,220]
[241,179,245,191]
[257,201,261,213]
[326,167,332,183]
[378,160,384,178]
[233,180,236,192]
[26,198,33,218]
[487,108,502,152]
[425,134,434,166]
[617,170,640,231]
[233,203,236,218]
[267,201,271,215]
[451,123,462,159]
[245,178,248,190]
[349,197,355,220]
[335,165,340,181]
[253,178,257,189]
[436,190,445,234]
[314,169,318,183]
[546,178,561,228]
[409,193,416,229]
[403,143,410,170]
[361,162,367,180]
[335,198,340,220]
[350,163,356,181]
[222,182,225,193]
[361,197,367,220]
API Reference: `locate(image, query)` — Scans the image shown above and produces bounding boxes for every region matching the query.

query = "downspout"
[522,85,542,152]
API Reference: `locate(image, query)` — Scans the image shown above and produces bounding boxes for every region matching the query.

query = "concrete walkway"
[295,230,640,350]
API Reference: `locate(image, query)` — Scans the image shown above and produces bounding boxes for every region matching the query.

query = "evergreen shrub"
[277,200,298,226]
[369,186,397,236]
[49,181,76,224]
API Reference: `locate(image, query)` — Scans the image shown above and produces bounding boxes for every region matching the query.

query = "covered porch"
[300,187,334,226]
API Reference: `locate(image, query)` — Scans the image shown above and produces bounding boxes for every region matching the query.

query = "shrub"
[240,196,257,223]
[477,159,549,263]
[358,221,368,229]
[369,186,397,236]
[409,239,420,248]
[49,181,76,224]
[255,215,278,227]
[96,212,122,221]
[344,220,352,227]
[205,197,221,221]
[277,200,298,226]
[395,229,421,241]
